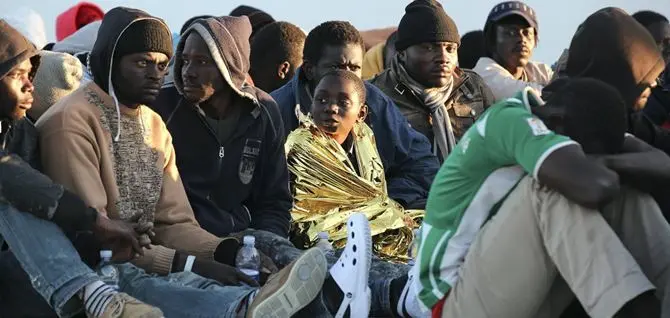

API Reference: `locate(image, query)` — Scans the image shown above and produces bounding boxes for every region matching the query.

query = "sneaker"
[100,293,164,318]
[247,247,327,317]
[329,213,373,318]
[396,268,430,318]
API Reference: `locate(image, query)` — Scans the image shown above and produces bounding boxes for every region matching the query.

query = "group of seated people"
[1,0,670,317]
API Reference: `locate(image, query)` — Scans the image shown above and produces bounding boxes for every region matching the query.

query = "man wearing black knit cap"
[371,0,495,162]
[473,1,553,100]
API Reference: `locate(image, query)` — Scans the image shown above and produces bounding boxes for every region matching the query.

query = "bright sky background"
[7,0,670,64]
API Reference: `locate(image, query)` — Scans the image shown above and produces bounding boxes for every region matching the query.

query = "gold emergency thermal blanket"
[285,114,423,263]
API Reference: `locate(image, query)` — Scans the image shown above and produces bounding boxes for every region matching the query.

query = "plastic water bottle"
[97,250,119,289]
[314,232,334,252]
[236,236,261,281]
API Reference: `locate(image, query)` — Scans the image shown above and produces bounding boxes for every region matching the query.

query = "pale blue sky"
[9,0,670,64]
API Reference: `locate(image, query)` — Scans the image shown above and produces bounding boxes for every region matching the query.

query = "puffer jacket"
[370,67,495,154]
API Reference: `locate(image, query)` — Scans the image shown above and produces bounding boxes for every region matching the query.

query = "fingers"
[237,270,260,287]
[110,244,134,262]
[138,234,152,248]
[130,235,144,257]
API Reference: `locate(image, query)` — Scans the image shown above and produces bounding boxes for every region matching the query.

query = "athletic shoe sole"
[249,248,327,318]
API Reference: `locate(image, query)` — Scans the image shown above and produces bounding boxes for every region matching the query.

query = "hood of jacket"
[56,1,105,41]
[89,7,171,94]
[0,19,38,83]
[30,51,84,120]
[1,7,47,49]
[52,20,101,55]
[566,7,665,109]
[174,16,256,102]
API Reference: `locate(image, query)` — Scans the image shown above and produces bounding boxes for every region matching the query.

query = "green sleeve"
[484,105,576,178]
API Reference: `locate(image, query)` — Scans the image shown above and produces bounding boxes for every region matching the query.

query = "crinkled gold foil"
[285,115,423,263]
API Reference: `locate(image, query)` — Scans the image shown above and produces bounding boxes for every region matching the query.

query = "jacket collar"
[389,67,471,104]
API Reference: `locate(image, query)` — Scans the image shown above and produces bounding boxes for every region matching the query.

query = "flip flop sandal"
[329,213,372,318]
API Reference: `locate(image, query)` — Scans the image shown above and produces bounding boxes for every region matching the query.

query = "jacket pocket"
[450,102,481,139]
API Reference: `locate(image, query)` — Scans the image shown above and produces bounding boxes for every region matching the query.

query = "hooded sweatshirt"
[52,20,101,55]
[36,7,228,275]
[56,2,105,41]
[564,8,669,152]
[0,20,98,235]
[362,42,385,80]
[1,7,48,49]
[152,16,292,237]
[29,51,84,121]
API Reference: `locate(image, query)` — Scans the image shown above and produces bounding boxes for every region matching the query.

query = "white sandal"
[329,213,372,318]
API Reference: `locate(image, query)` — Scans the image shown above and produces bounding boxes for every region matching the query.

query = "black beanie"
[114,19,173,59]
[396,0,460,51]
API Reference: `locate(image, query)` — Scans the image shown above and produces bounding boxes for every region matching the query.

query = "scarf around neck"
[391,55,455,160]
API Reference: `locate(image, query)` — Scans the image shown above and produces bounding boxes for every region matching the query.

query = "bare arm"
[598,135,670,192]
[538,144,621,209]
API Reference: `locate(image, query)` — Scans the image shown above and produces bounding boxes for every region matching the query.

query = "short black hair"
[459,30,485,69]
[303,21,364,65]
[230,5,275,37]
[318,69,367,104]
[180,15,214,35]
[633,10,669,29]
[251,22,305,70]
[545,77,627,154]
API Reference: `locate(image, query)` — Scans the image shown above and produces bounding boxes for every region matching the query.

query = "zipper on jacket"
[195,111,225,174]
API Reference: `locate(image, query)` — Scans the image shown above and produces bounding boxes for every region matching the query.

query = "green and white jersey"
[416,88,577,308]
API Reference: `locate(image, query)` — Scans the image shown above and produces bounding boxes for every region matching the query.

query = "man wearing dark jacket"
[153,16,292,239]
[0,19,161,318]
[558,8,667,152]
[271,20,439,209]
[633,11,670,136]
[370,0,495,161]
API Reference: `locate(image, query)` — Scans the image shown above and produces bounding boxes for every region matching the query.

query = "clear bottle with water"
[314,232,334,252]
[236,236,260,281]
[97,250,119,289]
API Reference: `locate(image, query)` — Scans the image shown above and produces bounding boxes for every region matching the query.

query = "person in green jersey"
[420,78,670,318]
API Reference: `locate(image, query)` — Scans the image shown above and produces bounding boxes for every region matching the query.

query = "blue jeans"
[116,263,256,317]
[116,262,389,318]
[237,229,399,317]
[0,203,98,317]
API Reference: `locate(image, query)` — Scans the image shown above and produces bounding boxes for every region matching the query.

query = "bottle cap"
[100,250,112,259]
[318,232,329,240]
[243,235,255,246]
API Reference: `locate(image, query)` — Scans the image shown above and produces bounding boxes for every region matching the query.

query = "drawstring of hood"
[109,17,171,142]
[89,7,172,143]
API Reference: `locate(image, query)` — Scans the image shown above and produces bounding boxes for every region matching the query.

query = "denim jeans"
[0,203,98,317]
[237,229,404,317]
[117,259,387,318]
[116,263,256,317]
